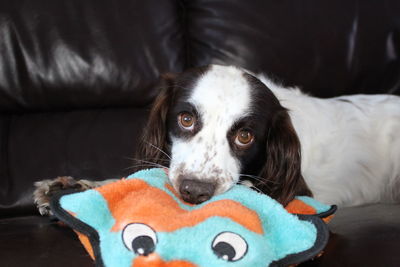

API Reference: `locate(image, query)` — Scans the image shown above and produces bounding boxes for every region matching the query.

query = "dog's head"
[138,65,310,205]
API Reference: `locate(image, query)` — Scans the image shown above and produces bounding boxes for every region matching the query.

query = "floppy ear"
[135,73,176,171]
[257,109,312,206]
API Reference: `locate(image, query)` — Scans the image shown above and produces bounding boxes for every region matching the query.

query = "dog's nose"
[179,179,215,204]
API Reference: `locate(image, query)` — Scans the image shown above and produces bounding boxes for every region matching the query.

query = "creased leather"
[0,0,185,112]
[186,0,400,97]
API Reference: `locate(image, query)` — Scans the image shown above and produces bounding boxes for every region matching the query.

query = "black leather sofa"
[0,1,399,266]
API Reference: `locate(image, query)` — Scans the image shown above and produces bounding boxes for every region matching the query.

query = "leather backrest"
[186,0,400,97]
[0,0,185,112]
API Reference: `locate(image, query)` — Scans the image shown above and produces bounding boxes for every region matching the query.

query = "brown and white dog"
[34,64,400,215]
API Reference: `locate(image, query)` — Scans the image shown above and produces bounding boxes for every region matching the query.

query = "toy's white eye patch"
[122,223,157,256]
[212,232,248,261]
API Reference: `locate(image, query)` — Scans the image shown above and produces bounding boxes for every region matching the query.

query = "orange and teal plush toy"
[50,168,336,267]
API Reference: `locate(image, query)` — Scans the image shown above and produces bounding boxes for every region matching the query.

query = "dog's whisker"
[124,164,155,170]
[145,142,172,160]
[236,181,263,193]
[125,157,170,169]
[238,173,264,181]
[238,179,273,191]
[124,158,170,170]
[131,159,169,169]
[126,157,170,162]
[124,156,170,162]
[239,173,263,180]
[125,163,162,168]
[239,174,279,185]
[125,163,170,171]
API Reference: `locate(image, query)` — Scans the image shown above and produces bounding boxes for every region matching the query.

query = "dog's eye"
[212,232,248,261]
[178,112,195,130]
[235,129,254,147]
[122,223,157,256]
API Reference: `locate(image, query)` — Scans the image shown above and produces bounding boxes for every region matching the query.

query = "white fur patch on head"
[169,65,252,194]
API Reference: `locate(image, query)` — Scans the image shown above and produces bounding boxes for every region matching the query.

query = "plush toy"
[50,168,336,267]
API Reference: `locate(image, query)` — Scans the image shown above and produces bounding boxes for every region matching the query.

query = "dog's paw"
[33,176,89,216]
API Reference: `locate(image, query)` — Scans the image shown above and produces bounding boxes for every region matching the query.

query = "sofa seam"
[0,115,12,198]
[177,0,192,69]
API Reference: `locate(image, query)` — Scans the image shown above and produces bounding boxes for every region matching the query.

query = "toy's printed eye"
[178,112,196,130]
[122,223,157,256]
[212,232,248,262]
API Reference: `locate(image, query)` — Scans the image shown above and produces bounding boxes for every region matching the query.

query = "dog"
[34,64,400,215]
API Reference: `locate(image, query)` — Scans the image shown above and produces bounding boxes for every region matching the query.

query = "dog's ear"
[257,110,312,206]
[135,73,176,170]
